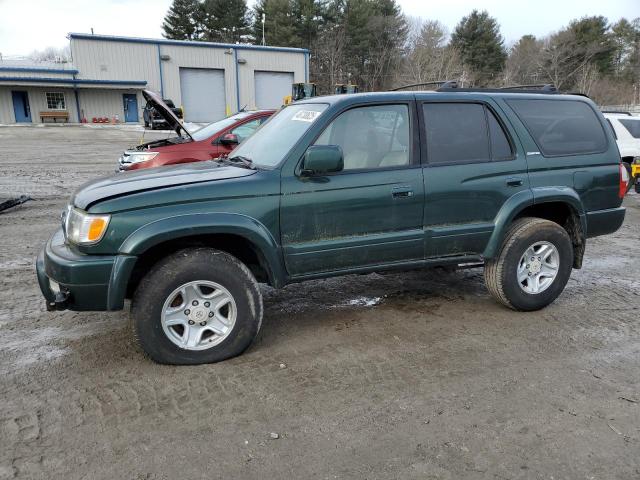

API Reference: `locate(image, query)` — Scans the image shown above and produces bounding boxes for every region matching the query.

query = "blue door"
[123,94,138,123]
[12,91,31,123]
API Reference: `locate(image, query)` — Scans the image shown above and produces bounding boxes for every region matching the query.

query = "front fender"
[107,213,287,309]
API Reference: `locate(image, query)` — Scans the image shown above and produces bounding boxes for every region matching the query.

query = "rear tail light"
[619,163,629,198]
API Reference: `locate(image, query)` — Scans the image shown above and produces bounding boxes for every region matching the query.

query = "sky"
[0,0,638,57]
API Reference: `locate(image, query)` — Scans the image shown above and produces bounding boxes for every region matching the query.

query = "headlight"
[65,207,110,245]
[126,151,159,164]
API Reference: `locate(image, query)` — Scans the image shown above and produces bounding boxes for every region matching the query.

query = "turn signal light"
[87,218,108,242]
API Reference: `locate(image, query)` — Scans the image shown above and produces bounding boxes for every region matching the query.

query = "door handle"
[392,187,414,198]
[506,177,523,187]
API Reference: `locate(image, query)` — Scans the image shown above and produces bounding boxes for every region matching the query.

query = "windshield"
[190,112,253,141]
[230,103,328,167]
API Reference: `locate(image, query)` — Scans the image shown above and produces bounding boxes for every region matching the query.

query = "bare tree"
[537,29,608,91]
[396,18,464,88]
[313,22,346,94]
[503,35,543,86]
[28,46,71,63]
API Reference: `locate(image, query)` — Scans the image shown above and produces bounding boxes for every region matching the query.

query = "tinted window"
[619,118,640,139]
[314,104,410,170]
[508,99,607,156]
[423,103,490,164]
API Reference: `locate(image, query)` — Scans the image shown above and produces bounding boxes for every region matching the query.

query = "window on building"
[313,104,411,170]
[46,92,66,110]
[507,99,607,156]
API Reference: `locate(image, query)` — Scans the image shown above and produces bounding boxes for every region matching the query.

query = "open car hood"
[142,89,193,141]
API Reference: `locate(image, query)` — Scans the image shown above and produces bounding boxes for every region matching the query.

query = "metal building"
[0,33,309,124]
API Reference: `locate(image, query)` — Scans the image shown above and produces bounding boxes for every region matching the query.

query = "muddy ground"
[0,125,639,479]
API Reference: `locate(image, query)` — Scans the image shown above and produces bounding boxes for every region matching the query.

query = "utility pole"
[261,14,266,46]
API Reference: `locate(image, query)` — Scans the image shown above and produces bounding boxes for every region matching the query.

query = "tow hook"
[46,291,70,311]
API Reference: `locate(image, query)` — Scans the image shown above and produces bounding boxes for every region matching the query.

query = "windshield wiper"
[219,155,256,170]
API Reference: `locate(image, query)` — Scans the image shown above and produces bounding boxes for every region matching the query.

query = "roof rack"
[389,80,457,91]
[601,110,632,116]
[436,83,561,95]
[499,84,557,92]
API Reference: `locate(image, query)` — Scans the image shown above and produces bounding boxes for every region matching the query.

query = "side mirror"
[220,133,239,145]
[301,145,344,176]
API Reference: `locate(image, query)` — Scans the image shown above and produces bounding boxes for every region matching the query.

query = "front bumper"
[36,229,126,311]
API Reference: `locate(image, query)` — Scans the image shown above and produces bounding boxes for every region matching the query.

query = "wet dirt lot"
[1,125,639,479]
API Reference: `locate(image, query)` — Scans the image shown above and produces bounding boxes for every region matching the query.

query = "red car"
[119,90,274,171]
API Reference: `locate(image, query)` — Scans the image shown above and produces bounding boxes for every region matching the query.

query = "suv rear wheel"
[131,248,263,365]
[485,217,573,311]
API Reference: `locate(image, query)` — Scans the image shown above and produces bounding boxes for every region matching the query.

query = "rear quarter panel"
[499,96,623,213]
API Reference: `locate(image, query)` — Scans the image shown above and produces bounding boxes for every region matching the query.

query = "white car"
[604,112,640,191]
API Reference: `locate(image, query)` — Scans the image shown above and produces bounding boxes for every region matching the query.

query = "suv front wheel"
[132,248,263,365]
[485,217,573,311]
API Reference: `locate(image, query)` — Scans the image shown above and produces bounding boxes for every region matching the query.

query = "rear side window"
[422,103,514,164]
[508,99,607,156]
[619,118,640,139]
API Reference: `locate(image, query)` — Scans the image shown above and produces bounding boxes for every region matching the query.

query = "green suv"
[36,90,627,364]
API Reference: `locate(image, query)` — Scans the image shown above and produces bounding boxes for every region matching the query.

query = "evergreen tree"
[568,16,615,74]
[201,0,250,43]
[252,0,300,47]
[451,10,507,84]
[162,0,202,40]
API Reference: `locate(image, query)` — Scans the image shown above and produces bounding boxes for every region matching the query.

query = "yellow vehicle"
[632,162,640,193]
[283,83,317,105]
[335,84,359,94]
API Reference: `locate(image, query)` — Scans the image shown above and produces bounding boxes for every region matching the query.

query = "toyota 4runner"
[36,89,627,365]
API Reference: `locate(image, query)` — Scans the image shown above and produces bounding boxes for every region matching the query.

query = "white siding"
[71,38,161,90]
[0,87,79,123]
[77,89,143,123]
[0,87,14,123]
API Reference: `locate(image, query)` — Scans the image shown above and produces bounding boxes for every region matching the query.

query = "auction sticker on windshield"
[292,110,322,122]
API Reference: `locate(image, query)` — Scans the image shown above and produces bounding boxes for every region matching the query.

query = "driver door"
[280,102,425,276]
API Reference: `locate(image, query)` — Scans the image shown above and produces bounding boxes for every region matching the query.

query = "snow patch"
[344,296,382,307]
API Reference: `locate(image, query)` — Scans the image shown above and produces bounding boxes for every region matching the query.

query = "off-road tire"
[484,217,573,311]
[131,248,263,365]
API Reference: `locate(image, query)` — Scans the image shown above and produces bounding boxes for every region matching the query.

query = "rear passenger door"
[417,97,530,258]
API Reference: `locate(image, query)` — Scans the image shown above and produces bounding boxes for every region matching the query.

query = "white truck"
[604,112,640,192]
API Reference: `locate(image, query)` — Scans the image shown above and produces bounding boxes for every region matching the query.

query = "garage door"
[255,71,294,109]
[179,68,226,123]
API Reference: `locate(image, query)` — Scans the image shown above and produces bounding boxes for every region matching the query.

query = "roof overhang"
[0,66,79,75]
[0,76,147,88]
